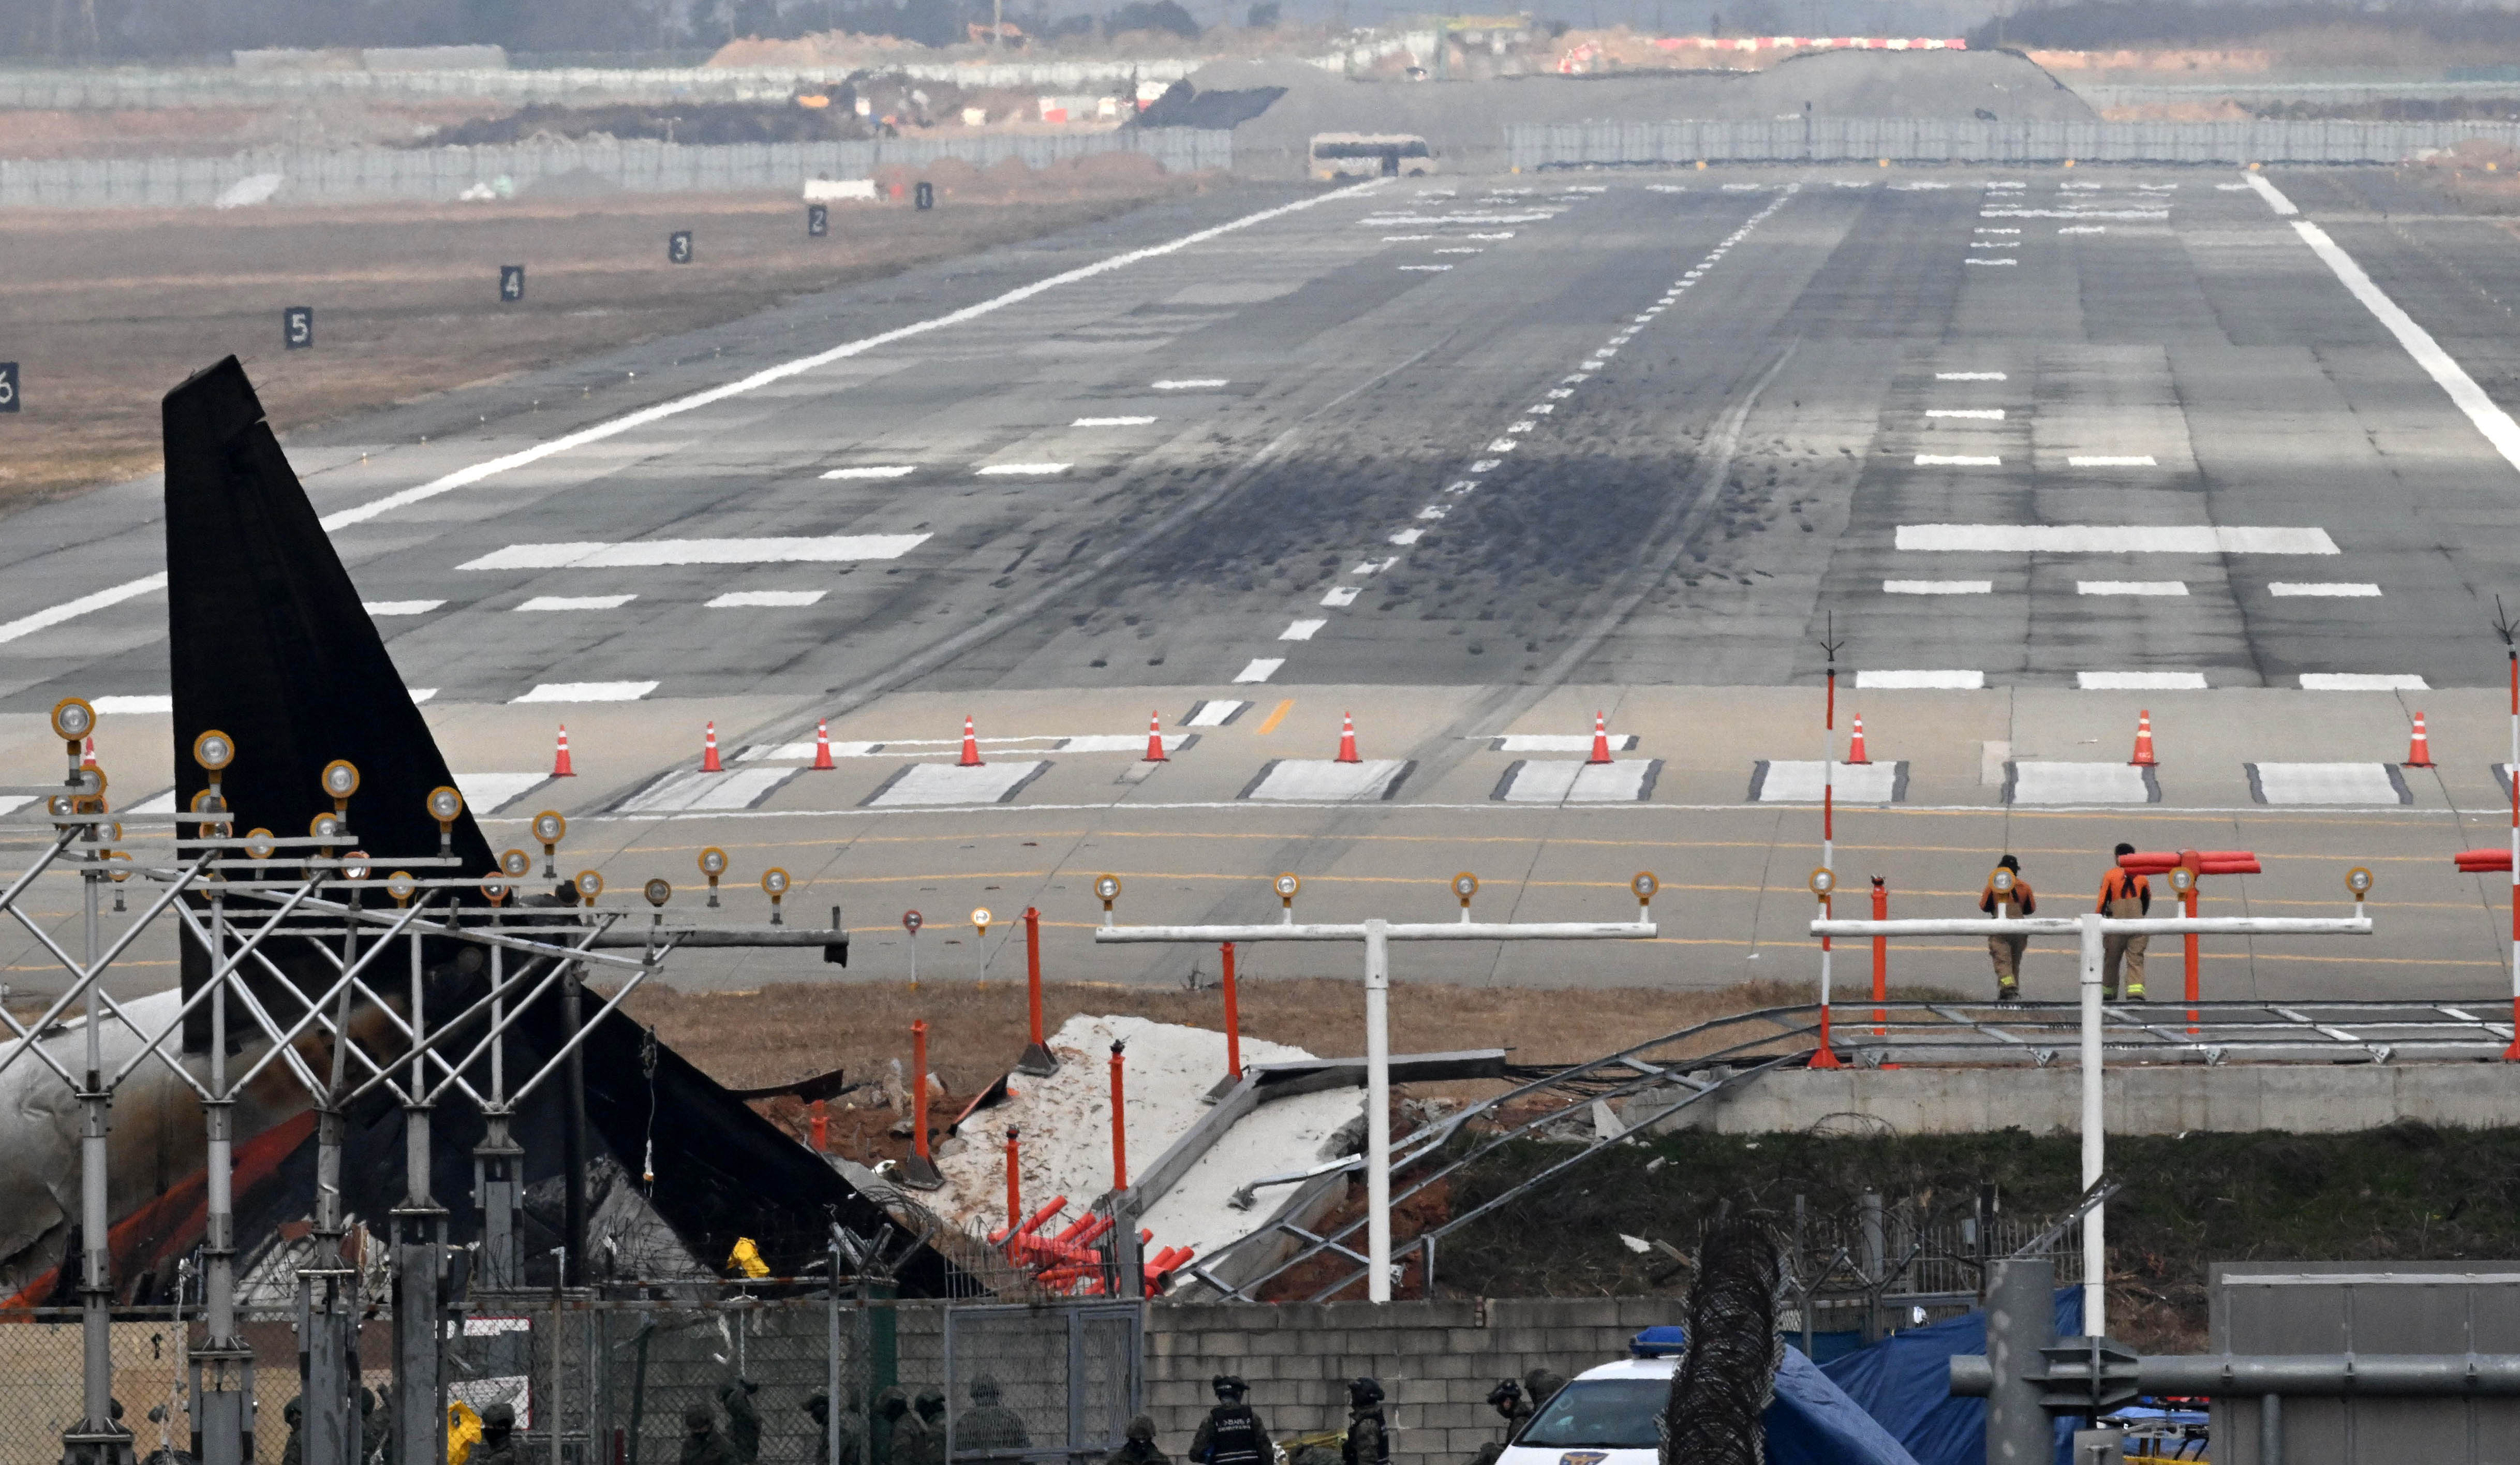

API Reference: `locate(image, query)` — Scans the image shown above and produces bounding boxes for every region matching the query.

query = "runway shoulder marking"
[1857,669,1984,689]
[1885,580,1992,594]
[2270,582,2381,597]
[2078,670,2208,690]
[822,466,916,480]
[517,594,636,611]
[1183,699,1249,727]
[2005,761,2160,805]
[1494,759,1663,803]
[864,761,1050,807]
[1239,758,1414,802]
[1232,658,1285,684]
[2246,762,2410,806]
[364,599,445,616]
[2301,672,2428,691]
[707,590,824,608]
[2076,581,2185,596]
[1749,761,1906,803]
[1896,526,2339,554]
[511,681,658,703]
[462,535,927,570]
[1279,619,1326,641]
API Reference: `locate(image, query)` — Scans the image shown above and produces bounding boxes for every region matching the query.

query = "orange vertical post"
[1221,942,1243,1081]
[1870,877,1889,1036]
[912,1020,932,1163]
[810,1099,828,1154]
[1108,1042,1128,1190]
[1017,907,1055,1075]
[1005,1129,1021,1228]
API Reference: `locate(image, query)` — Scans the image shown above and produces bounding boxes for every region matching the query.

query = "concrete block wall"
[1143,1298,1678,1465]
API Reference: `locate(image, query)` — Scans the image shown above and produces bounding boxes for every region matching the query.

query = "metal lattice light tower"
[1094,871,1660,1301]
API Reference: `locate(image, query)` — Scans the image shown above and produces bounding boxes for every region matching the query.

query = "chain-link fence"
[1508,116,2520,168]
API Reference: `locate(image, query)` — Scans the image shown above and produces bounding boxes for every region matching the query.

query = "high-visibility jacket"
[2097,869,2150,916]
[1980,880,2035,916]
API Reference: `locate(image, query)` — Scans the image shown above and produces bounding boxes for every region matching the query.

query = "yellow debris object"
[448,1401,484,1465]
[728,1236,770,1278]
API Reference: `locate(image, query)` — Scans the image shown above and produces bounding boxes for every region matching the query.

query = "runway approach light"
[1632,871,1659,912]
[534,810,566,877]
[51,697,94,758]
[1809,866,1836,899]
[244,829,277,862]
[427,785,464,854]
[971,906,993,938]
[575,870,604,908]
[1274,871,1300,921]
[1095,873,1122,928]
[762,866,791,924]
[700,846,728,907]
[500,848,531,880]
[1453,871,1479,919]
[321,759,360,813]
[343,849,370,883]
[190,789,231,837]
[387,871,416,907]
[644,878,673,909]
[481,876,510,906]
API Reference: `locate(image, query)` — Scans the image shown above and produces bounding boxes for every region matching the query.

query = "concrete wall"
[1144,1297,1675,1465]
[1629,1061,2520,1137]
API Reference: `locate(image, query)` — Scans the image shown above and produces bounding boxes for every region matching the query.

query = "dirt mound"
[423,101,873,147]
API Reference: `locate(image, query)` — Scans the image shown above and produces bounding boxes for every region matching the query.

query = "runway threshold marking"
[0,183,1382,650]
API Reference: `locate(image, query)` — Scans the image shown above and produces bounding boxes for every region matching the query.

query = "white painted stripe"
[707,590,825,608]
[2077,581,2187,596]
[2293,220,2520,478]
[1185,700,1247,727]
[1897,525,2339,554]
[2270,582,2382,597]
[0,572,168,646]
[2068,455,2158,468]
[1416,505,1447,520]
[1983,209,2167,219]
[1974,227,2021,234]
[408,689,437,704]
[2078,670,2208,690]
[1927,409,2005,420]
[1389,527,1424,546]
[364,599,445,616]
[1152,379,1230,390]
[1492,733,1640,752]
[1398,265,1452,272]
[1382,234,1435,241]
[517,594,635,611]
[1319,586,1361,607]
[1884,580,1993,594]
[1964,258,2019,267]
[1232,658,1284,684]
[92,694,173,714]
[1937,372,2007,381]
[511,681,658,703]
[1915,454,2002,466]
[1464,231,1515,239]
[822,466,916,480]
[2302,673,2428,691]
[461,535,927,570]
[1433,248,1483,255]
[2059,226,2107,234]
[976,462,1070,476]
[128,790,176,813]
[1857,670,1985,689]
[1280,619,1326,641]
[2243,172,2298,216]
[452,771,549,814]
[1072,416,1155,427]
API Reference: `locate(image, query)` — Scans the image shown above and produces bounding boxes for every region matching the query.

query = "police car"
[1492,1328,1917,1465]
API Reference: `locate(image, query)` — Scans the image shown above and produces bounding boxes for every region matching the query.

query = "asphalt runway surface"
[11,165,2520,1008]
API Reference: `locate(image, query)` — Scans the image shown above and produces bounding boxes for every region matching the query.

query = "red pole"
[1221,941,1243,1080]
[1870,877,1888,1036]
[810,1099,828,1154]
[1005,1128,1021,1228]
[2509,648,2519,1060]
[912,1020,932,1164]
[2184,883,2201,1035]
[1024,907,1044,1047]
[1108,1042,1128,1190]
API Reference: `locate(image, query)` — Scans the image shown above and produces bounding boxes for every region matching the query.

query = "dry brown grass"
[607,975,1857,1095]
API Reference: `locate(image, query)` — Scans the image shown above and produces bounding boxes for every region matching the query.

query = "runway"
[8,165,2520,1004]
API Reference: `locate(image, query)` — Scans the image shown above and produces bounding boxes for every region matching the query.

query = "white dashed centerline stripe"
[1884,580,1993,595]
[1152,379,1229,390]
[517,594,636,611]
[1927,409,2006,420]
[1320,587,1361,607]
[1390,527,1425,546]
[1857,670,1986,689]
[512,681,658,703]
[976,462,1070,476]
[460,535,928,570]
[2079,671,2208,690]
[822,466,915,480]
[1897,526,2339,554]
[2303,674,2427,691]
[1936,372,2007,381]
[1072,417,1155,427]
[707,590,825,608]
[364,599,445,616]
[0,185,1382,650]
[1232,658,1284,684]
[1916,454,2002,466]
[2271,582,2382,597]
[2078,582,2187,596]
[1279,619,1326,641]
[2069,456,2158,468]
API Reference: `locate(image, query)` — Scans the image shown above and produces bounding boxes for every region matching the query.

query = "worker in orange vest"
[1978,854,2034,1001]
[2098,842,2150,1000]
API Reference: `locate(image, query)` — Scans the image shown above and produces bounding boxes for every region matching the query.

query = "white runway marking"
[1937,372,2007,381]
[1964,258,2019,267]
[1496,759,1661,803]
[1434,248,1484,255]
[1399,264,1453,272]
[822,466,916,480]
[1897,525,2339,554]
[2302,673,2428,691]
[2059,226,2107,234]
[1280,619,1326,641]
[1884,580,1993,594]
[2078,670,2208,690]
[462,535,928,570]
[1857,670,1984,689]
[1353,557,1397,575]
[409,689,437,704]
[517,594,636,611]
[1382,234,1435,241]
[1915,454,2002,466]
[1927,409,2006,420]
[740,740,880,761]
[364,599,445,616]
[1464,231,1515,239]
[1471,458,1502,471]
[1972,242,2022,249]
[512,681,657,703]
[1153,379,1230,390]
[1184,699,1249,727]
[1983,209,2167,220]
[2247,762,2410,806]
[2069,455,2158,468]
[1974,227,2020,234]
[976,462,1071,476]
[1750,761,1904,803]
[2270,582,2382,597]
[1053,733,1197,754]
[1491,733,1640,752]
[452,772,550,813]
[2293,219,2520,479]
[1416,505,1447,520]
[92,694,172,714]
[707,590,825,608]
[1232,658,1284,684]
[0,572,167,647]
[127,790,175,813]
[1072,416,1155,427]
[2078,581,2187,596]
[2007,761,2158,805]
[1320,586,1361,607]
[1241,759,1412,802]
[2243,173,2298,216]
[1389,527,1425,546]
[866,761,1048,808]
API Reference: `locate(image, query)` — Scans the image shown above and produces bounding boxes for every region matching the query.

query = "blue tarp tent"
[1632,1327,1920,1465]
[1819,1289,2083,1465]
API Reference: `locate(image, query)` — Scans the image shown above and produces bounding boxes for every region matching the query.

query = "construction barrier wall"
[0,130,1234,210]
[1505,117,2520,167]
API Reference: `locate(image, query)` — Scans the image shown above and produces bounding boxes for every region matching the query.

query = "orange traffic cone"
[1847,714,1870,765]
[1587,711,1612,765]
[1143,711,1167,762]
[2129,710,2157,767]
[552,723,575,777]
[1336,712,1361,764]
[81,736,96,770]
[2406,711,2435,768]
[959,716,983,767]
[702,720,723,773]
[812,718,835,771]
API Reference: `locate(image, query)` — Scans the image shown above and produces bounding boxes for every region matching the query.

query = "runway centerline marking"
[2270,582,2382,597]
[363,599,445,616]
[1279,619,1326,641]
[1232,658,1284,684]
[512,681,657,703]
[1897,526,2339,554]
[2078,581,2187,596]
[517,594,636,611]
[459,535,928,570]
[822,466,915,480]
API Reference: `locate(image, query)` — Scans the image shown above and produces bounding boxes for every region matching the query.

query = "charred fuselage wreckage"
[0,358,959,1465]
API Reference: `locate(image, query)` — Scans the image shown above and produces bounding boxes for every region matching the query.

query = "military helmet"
[1347,1377,1383,1410]
[284,1399,304,1424]
[483,1403,516,1430]
[1126,1415,1157,1444]
[685,1405,715,1432]
[1211,1375,1247,1402]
